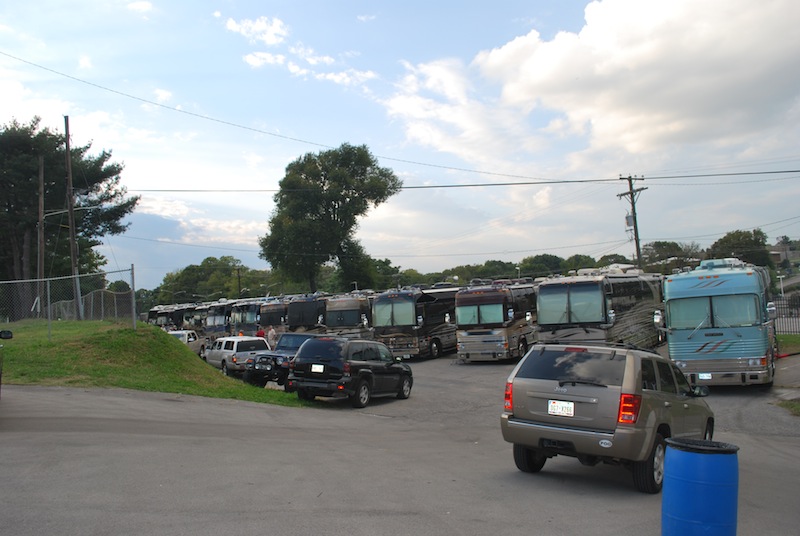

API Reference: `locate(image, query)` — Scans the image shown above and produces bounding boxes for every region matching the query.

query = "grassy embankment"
[778,334,800,416]
[0,319,305,407]
[1,320,799,414]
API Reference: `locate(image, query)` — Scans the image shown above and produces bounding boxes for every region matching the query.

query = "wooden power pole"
[618,176,647,269]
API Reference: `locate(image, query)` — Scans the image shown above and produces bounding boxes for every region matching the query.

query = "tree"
[519,254,565,278]
[564,254,596,272]
[259,143,402,291]
[0,117,139,282]
[706,229,773,268]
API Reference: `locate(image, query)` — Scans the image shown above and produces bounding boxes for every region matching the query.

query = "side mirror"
[507,308,514,320]
[653,310,663,327]
[766,302,777,320]
[607,309,616,325]
[692,385,710,397]
[417,315,424,326]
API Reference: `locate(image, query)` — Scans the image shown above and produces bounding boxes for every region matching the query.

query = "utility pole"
[37,155,45,316]
[618,175,647,269]
[64,116,84,320]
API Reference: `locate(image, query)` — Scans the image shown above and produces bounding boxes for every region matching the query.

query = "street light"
[778,275,786,298]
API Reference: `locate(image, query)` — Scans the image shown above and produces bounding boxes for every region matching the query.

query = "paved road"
[1,354,799,536]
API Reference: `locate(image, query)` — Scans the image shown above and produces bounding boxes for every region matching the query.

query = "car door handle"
[663,401,672,408]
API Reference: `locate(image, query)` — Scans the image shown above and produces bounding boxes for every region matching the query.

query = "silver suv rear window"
[515,347,626,386]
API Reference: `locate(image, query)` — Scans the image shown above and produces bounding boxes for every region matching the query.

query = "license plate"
[311,364,324,373]
[698,373,712,380]
[548,400,574,417]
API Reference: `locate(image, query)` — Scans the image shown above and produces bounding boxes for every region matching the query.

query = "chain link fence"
[0,267,137,334]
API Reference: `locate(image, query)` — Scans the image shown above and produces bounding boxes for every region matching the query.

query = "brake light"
[503,382,513,411]
[343,362,351,377]
[564,347,588,353]
[618,394,642,424]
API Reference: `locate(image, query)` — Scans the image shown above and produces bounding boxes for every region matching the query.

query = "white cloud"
[226,16,288,46]
[127,2,152,14]
[153,88,171,103]
[289,44,334,66]
[78,56,92,69]
[243,52,285,68]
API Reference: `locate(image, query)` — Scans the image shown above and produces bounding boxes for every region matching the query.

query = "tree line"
[1,116,788,316]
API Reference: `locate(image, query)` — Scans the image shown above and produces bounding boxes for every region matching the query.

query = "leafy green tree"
[564,254,596,272]
[259,143,401,291]
[597,254,630,266]
[706,229,773,268]
[519,254,565,278]
[0,117,138,283]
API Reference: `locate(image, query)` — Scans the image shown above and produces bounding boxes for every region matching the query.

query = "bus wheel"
[429,340,442,359]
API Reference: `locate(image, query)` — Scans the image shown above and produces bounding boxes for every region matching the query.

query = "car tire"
[221,361,230,376]
[429,339,441,359]
[704,420,714,441]
[351,379,371,408]
[632,433,666,494]
[297,389,314,401]
[513,444,546,473]
[397,375,412,399]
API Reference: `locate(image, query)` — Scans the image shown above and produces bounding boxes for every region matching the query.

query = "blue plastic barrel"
[661,438,739,536]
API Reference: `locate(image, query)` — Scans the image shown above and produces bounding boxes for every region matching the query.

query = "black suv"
[288,337,413,408]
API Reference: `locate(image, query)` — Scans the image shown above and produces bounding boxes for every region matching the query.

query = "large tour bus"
[455,283,537,362]
[660,258,777,386]
[325,293,373,339]
[259,298,289,333]
[229,298,267,336]
[372,287,458,359]
[535,270,663,349]
[204,299,233,340]
[287,294,327,333]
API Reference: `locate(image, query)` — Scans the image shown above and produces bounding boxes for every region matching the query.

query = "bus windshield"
[537,282,604,324]
[455,303,504,326]
[373,296,415,327]
[668,294,760,329]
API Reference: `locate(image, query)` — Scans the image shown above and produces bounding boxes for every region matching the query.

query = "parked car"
[168,330,205,357]
[500,342,714,493]
[0,329,12,399]
[205,336,270,377]
[243,332,322,389]
[288,337,413,408]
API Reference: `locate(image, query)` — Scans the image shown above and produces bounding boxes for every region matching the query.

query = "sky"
[2,0,800,290]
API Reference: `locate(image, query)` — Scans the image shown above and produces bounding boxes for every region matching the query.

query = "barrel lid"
[666,437,739,454]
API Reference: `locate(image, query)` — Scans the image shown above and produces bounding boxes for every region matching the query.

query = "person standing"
[267,325,278,349]
[256,325,265,338]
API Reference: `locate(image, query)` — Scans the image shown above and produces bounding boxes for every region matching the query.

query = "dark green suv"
[288,337,413,408]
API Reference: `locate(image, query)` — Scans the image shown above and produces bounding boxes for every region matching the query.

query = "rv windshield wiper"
[687,314,710,340]
[557,378,608,388]
[713,314,743,337]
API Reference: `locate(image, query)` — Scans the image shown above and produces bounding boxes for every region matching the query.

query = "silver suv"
[205,336,270,376]
[500,343,714,493]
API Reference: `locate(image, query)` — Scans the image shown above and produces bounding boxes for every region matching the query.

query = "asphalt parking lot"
[1,353,799,536]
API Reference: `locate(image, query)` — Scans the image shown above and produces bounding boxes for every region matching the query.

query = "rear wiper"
[557,378,608,388]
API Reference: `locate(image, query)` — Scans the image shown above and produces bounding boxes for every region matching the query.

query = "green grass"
[0,320,306,407]
[777,335,800,416]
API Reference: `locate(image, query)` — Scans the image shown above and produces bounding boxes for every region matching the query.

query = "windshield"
[455,303,504,326]
[277,334,313,351]
[373,296,415,327]
[537,282,604,325]
[667,294,760,329]
[326,309,362,327]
